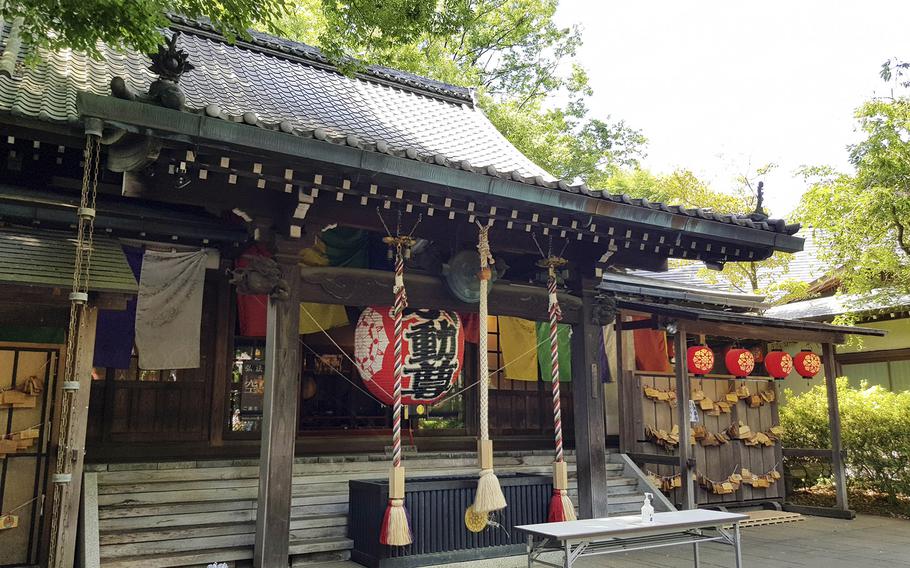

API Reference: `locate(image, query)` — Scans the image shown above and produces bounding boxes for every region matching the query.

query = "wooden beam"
[836,347,910,365]
[673,326,696,510]
[627,452,680,466]
[783,503,855,520]
[783,447,846,459]
[570,284,609,518]
[79,473,100,568]
[49,304,98,568]
[618,317,659,330]
[253,243,302,568]
[298,265,582,324]
[615,317,639,454]
[209,273,233,448]
[681,319,846,345]
[822,342,849,511]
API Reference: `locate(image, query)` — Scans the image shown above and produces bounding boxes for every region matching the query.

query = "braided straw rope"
[477,224,493,442]
[472,222,506,514]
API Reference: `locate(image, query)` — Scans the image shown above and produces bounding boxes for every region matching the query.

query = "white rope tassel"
[473,222,506,514]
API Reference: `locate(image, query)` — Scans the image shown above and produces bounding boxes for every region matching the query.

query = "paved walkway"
[386,514,910,568]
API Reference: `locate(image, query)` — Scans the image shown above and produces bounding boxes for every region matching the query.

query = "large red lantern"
[725,348,755,377]
[764,350,793,380]
[354,307,465,405]
[687,345,714,376]
[793,350,822,379]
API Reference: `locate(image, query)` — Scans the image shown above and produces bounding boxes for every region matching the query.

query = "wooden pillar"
[49,304,98,568]
[571,284,609,518]
[615,314,637,454]
[822,342,849,511]
[254,243,302,568]
[673,326,696,510]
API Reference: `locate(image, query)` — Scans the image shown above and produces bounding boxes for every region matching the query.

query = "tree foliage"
[599,166,800,299]
[276,0,647,182]
[0,0,291,56]
[796,95,910,297]
[781,378,910,501]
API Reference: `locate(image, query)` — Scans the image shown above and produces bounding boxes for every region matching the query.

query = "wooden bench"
[516,509,748,568]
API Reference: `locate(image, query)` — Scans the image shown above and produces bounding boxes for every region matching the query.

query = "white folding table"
[516,509,748,568]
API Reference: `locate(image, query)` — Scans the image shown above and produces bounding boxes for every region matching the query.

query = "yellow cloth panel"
[498,316,539,381]
[299,302,349,335]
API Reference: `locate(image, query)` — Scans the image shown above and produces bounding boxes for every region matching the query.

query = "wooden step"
[97,463,583,495]
[101,547,252,568]
[98,498,348,521]
[289,536,353,556]
[100,514,347,541]
[100,509,345,532]
[96,458,604,487]
[97,456,578,484]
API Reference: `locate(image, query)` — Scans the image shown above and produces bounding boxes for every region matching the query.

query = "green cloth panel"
[0,326,65,344]
[536,322,572,382]
[322,227,369,268]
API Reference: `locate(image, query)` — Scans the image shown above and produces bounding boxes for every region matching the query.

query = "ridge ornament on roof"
[111,32,195,111]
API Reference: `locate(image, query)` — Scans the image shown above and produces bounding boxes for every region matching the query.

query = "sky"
[554,1,910,217]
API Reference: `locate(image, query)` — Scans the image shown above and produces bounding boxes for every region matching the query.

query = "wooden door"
[91,281,217,445]
[0,343,60,567]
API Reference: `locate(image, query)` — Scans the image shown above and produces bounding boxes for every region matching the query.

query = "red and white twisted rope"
[392,249,407,468]
[547,271,564,463]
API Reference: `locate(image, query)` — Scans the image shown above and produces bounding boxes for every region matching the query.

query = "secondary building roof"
[764,290,910,321]
[0,16,801,247]
[0,227,137,294]
[631,229,828,292]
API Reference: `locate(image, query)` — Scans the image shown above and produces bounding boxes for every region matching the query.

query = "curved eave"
[77,93,804,255]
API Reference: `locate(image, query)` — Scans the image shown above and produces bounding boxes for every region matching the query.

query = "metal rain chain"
[47,126,101,567]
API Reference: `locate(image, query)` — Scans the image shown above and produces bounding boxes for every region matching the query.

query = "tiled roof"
[0,17,799,235]
[764,290,910,321]
[0,226,137,294]
[631,230,828,289]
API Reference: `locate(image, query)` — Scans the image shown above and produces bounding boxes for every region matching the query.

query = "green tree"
[276,0,647,181]
[603,166,803,300]
[0,0,291,56]
[796,96,910,298]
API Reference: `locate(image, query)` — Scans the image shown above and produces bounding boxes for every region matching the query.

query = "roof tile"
[0,18,796,235]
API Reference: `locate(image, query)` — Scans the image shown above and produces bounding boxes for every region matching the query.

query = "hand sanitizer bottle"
[641,492,654,523]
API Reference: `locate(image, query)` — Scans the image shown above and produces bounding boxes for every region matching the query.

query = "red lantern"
[793,350,822,379]
[686,346,714,375]
[725,348,755,377]
[764,350,793,380]
[354,307,465,405]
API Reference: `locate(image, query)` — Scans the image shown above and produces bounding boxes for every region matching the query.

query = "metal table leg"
[693,541,701,568]
[733,523,743,568]
[527,534,534,568]
[564,540,571,568]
